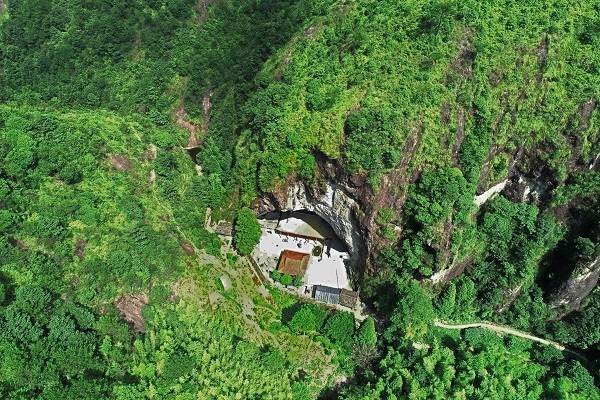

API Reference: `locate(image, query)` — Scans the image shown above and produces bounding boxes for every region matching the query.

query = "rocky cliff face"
[247,26,599,303]
[549,255,600,315]
[252,125,597,291]
[283,181,365,264]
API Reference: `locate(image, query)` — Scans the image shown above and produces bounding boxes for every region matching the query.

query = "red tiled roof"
[277,250,310,276]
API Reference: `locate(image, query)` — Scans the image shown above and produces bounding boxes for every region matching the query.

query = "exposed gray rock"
[429,257,471,285]
[590,152,600,170]
[549,255,600,313]
[220,274,232,291]
[208,291,224,308]
[578,98,596,133]
[115,293,149,333]
[144,144,157,161]
[252,177,368,280]
[148,169,156,184]
[504,173,552,205]
[496,283,524,313]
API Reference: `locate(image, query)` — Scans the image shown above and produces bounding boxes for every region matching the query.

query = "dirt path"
[179,91,212,149]
[434,319,591,365]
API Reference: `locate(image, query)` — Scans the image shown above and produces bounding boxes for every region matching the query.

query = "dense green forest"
[1,0,599,398]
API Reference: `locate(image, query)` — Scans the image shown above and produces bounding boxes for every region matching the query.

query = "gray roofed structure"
[313,285,341,305]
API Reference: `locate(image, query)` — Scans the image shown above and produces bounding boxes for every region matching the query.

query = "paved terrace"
[252,227,351,290]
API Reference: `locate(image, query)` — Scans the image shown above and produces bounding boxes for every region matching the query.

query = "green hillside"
[1,0,599,398]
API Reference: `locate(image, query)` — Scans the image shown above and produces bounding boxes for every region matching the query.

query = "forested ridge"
[1,0,600,399]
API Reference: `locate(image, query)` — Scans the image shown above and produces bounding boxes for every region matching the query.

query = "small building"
[277,250,310,277]
[313,286,359,309]
[313,285,341,305]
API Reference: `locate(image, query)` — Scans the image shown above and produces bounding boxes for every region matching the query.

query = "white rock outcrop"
[590,152,600,170]
[474,179,508,207]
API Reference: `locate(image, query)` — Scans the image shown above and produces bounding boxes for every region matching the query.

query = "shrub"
[459,127,492,184]
[343,106,402,182]
[14,285,52,317]
[406,167,468,226]
[289,306,318,334]
[271,272,299,287]
[435,283,457,319]
[271,270,282,282]
[150,285,171,305]
[324,311,355,350]
[384,280,434,343]
[551,171,600,206]
[192,173,227,208]
[288,304,327,334]
[292,275,303,287]
[355,317,377,346]
[234,207,261,255]
[280,274,293,286]
[379,225,397,241]
[376,207,395,225]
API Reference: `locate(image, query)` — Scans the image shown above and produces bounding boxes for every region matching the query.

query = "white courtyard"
[252,212,352,291]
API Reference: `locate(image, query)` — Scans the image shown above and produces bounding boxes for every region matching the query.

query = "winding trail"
[434,319,591,366]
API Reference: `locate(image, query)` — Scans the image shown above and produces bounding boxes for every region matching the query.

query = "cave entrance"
[252,210,358,309]
[260,210,340,242]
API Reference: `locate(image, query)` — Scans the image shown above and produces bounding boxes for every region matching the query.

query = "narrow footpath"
[434,319,592,367]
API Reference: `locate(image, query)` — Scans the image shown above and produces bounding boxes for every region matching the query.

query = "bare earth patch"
[440,101,450,124]
[274,52,293,80]
[115,293,149,333]
[180,240,196,256]
[148,169,156,184]
[450,28,475,78]
[241,295,255,317]
[451,106,467,164]
[535,35,548,84]
[178,91,213,149]
[143,144,157,161]
[196,0,215,23]
[109,154,133,172]
[8,238,28,251]
[367,125,422,226]
[175,105,201,148]
[579,98,596,132]
[75,239,87,261]
[208,291,224,309]
[305,25,317,37]
[430,256,473,285]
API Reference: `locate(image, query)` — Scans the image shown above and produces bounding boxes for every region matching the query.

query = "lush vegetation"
[0,106,348,397]
[1,0,599,398]
[234,207,261,255]
[272,270,303,287]
[284,304,377,374]
[343,278,600,400]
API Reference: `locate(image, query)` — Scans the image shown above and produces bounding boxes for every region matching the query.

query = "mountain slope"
[0,0,599,398]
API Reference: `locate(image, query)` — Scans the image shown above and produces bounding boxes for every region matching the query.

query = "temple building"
[251,210,359,309]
